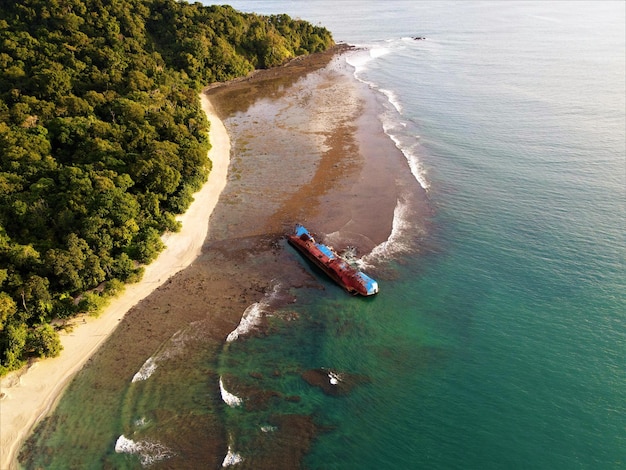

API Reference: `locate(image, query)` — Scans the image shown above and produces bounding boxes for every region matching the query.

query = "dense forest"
[0,0,334,374]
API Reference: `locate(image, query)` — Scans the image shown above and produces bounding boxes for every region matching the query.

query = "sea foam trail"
[361,199,413,267]
[219,377,243,407]
[382,117,430,191]
[132,357,158,383]
[226,302,264,343]
[346,44,430,191]
[326,199,414,269]
[115,435,174,466]
[131,328,189,383]
[222,445,244,467]
[346,42,395,72]
[379,87,403,113]
[225,283,282,342]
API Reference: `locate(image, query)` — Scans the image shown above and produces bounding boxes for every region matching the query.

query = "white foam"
[134,417,149,428]
[132,357,158,383]
[339,246,359,265]
[260,425,277,433]
[226,302,264,343]
[328,371,342,385]
[115,435,174,466]
[222,446,244,467]
[345,50,371,72]
[346,45,391,74]
[346,38,405,74]
[362,199,413,267]
[131,329,191,383]
[345,46,431,193]
[369,46,392,59]
[226,283,282,342]
[115,435,135,453]
[382,118,430,191]
[219,377,243,407]
[380,88,403,113]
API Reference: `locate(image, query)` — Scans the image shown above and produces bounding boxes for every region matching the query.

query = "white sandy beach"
[0,93,230,470]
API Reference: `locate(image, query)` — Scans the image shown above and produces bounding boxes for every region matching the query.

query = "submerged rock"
[301,368,370,396]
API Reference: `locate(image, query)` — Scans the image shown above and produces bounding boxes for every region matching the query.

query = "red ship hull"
[288,225,379,296]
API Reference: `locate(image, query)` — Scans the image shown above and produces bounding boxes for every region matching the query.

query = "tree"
[27,323,62,358]
[30,61,73,100]
[0,322,28,371]
[20,275,53,321]
[0,292,17,331]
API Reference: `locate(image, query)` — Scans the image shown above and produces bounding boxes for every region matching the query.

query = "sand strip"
[0,94,230,470]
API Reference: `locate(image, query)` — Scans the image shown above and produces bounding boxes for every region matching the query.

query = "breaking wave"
[131,328,190,383]
[361,199,413,267]
[346,43,430,192]
[381,115,430,191]
[132,357,158,383]
[379,87,403,113]
[226,302,264,343]
[115,435,174,466]
[346,45,390,73]
[222,446,244,467]
[225,282,282,342]
[219,377,243,407]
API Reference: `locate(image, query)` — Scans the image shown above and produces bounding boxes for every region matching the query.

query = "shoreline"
[12,45,430,468]
[0,94,230,470]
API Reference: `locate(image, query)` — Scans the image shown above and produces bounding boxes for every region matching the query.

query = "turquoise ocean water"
[23,1,624,468]
[219,1,625,468]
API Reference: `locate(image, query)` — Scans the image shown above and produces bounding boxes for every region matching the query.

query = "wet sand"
[206,45,421,251]
[18,45,429,469]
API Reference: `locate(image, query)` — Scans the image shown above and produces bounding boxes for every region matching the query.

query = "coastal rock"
[244,389,282,412]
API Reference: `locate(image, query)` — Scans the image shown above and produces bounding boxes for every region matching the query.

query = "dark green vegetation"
[0,0,334,374]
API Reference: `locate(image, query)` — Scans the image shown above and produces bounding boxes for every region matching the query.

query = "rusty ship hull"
[288,224,379,296]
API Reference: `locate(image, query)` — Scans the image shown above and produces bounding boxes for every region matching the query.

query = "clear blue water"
[221,1,625,468]
[22,1,625,468]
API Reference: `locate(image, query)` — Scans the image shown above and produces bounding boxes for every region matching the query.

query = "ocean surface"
[22,1,625,469]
